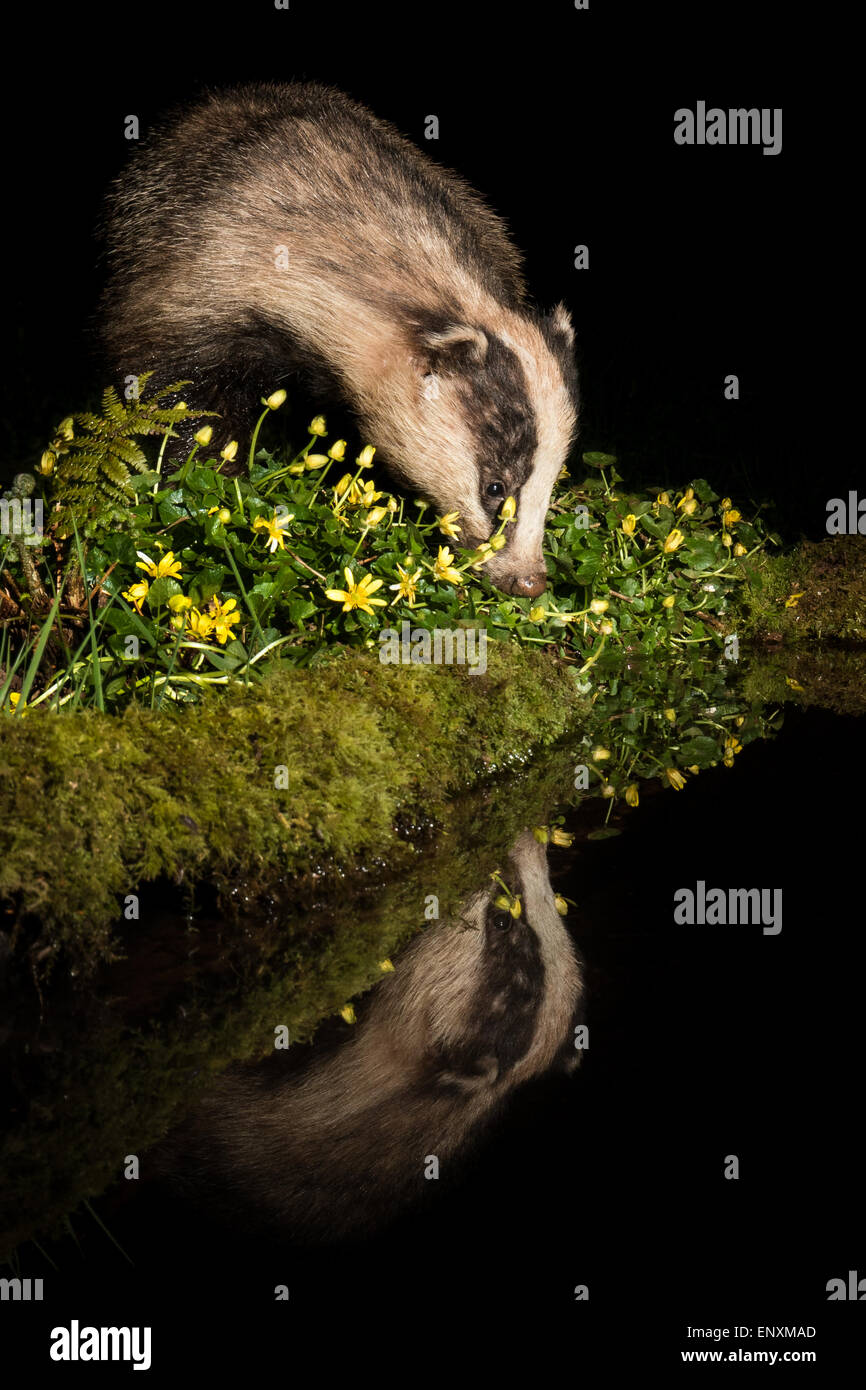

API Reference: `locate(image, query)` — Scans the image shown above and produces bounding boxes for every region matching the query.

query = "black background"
[3,0,860,1374]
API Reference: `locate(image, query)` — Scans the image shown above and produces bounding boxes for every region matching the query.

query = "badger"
[151,829,585,1242]
[100,83,579,597]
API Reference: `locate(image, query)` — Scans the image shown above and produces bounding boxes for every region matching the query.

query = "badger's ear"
[548,302,575,349]
[417,323,489,374]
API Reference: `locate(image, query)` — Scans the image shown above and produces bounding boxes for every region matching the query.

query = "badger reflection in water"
[154,828,584,1242]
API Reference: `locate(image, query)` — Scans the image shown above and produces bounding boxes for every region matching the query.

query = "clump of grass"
[1,388,774,715]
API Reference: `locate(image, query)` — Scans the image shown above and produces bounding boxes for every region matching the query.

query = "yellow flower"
[309,415,327,436]
[550,828,574,847]
[591,747,611,761]
[437,511,462,540]
[379,959,395,972]
[656,491,671,508]
[665,767,687,790]
[509,896,522,919]
[489,534,506,552]
[663,529,684,553]
[529,605,546,622]
[8,691,27,716]
[304,453,330,470]
[57,416,74,441]
[389,563,423,607]
[194,425,213,446]
[599,620,613,634]
[590,599,609,615]
[720,497,732,512]
[325,566,388,616]
[664,708,676,723]
[622,513,637,535]
[220,440,239,462]
[187,607,214,640]
[359,481,383,508]
[265,389,287,410]
[733,543,747,557]
[122,579,149,612]
[493,894,512,911]
[469,543,493,570]
[722,508,742,528]
[168,594,193,613]
[207,506,232,525]
[340,1004,356,1025]
[721,532,732,547]
[431,546,463,585]
[136,549,182,580]
[662,595,676,609]
[208,596,241,645]
[625,783,639,807]
[677,488,695,511]
[785,676,804,692]
[356,445,376,467]
[680,498,698,517]
[500,495,517,522]
[253,511,294,553]
[785,592,805,609]
[38,450,55,475]
[328,439,347,461]
[364,506,388,527]
[554,895,569,916]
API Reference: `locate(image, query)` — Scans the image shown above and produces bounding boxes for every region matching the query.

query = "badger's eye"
[485,481,505,500]
[492,912,512,932]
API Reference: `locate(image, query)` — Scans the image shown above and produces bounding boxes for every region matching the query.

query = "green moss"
[0,643,587,966]
[739,536,866,643]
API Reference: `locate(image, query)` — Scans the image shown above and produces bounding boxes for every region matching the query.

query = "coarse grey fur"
[151,830,584,1243]
[101,83,580,596]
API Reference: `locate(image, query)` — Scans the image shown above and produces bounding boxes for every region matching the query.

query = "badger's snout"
[507,570,547,599]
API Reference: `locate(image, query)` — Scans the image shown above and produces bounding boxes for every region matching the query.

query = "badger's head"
[378,302,579,598]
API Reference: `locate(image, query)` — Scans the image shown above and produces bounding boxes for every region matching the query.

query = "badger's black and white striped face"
[399,302,579,598]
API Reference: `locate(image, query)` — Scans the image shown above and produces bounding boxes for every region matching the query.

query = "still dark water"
[2,704,863,1371]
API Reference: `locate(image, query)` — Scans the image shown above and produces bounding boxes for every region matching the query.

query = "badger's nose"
[510,572,547,599]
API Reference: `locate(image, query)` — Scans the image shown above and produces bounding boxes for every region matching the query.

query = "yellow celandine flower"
[266,389,287,410]
[309,415,327,436]
[720,497,732,512]
[187,608,214,640]
[489,534,506,552]
[493,894,512,910]
[253,511,294,553]
[389,563,423,607]
[122,579,149,612]
[8,692,27,715]
[500,495,517,521]
[550,828,574,847]
[168,594,193,612]
[554,895,569,916]
[665,767,687,790]
[379,959,395,972]
[529,605,546,622]
[590,599,609,615]
[431,546,463,585]
[721,532,733,547]
[470,543,493,569]
[733,543,747,557]
[664,708,676,723]
[599,620,614,634]
[340,1004,356,1024]
[625,783,639,807]
[364,506,388,527]
[601,783,615,798]
[325,567,388,615]
[785,676,804,692]
[304,453,330,470]
[677,488,695,511]
[359,481,384,508]
[722,508,741,528]
[656,491,671,508]
[622,513,637,535]
[207,506,232,524]
[437,511,462,540]
[356,445,376,467]
[221,440,239,462]
[680,498,698,517]
[785,592,805,608]
[687,765,701,775]
[38,450,55,476]
[591,747,611,761]
[663,529,685,553]
[194,425,213,446]
[136,549,182,580]
[209,597,241,645]
[328,439,347,461]
[662,595,676,608]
